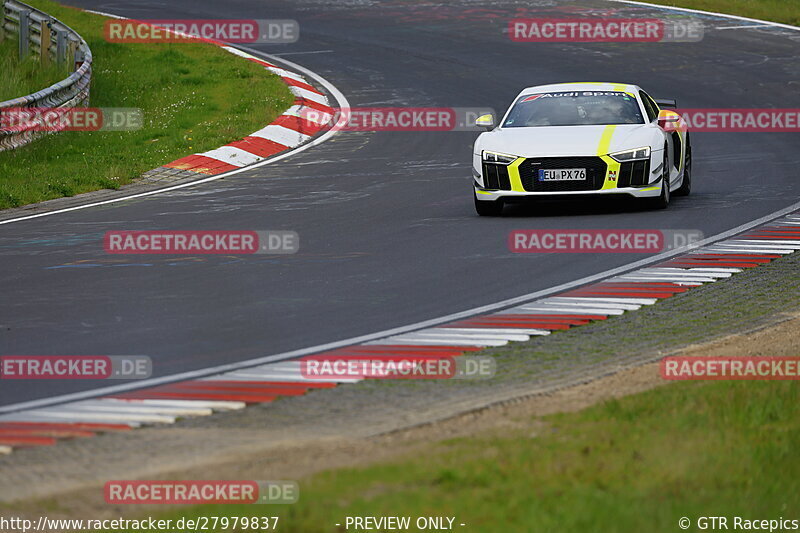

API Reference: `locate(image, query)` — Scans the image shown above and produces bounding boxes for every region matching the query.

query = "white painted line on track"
[272,50,334,56]
[548,297,659,305]
[707,244,795,251]
[616,272,715,279]
[82,9,126,19]
[713,242,800,248]
[267,67,306,82]
[380,332,513,344]
[32,409,176,424]
[715,24,775,30]
[706,246,796,254]
[615,275,715,283]
[538,299,641,310]
[507,306,625,315]
[366,337,507,347]
[68,400,213,416]
[221,369,304,379]
[608,0,800,32]
[642,268,733,277]
[703,247,794,254]
[646,267,740,274]
[0,446,12,455]
[425,330,531,341]
[220,45,266,61]
[289,86,327,104]
[218,373,360,384]
[284,105,333,124]
[413,329,527,338]
[0,413,140,427]
[692,244,794,252]
[120,399,245,410]
[249,124,311,146]
[199,146,263,167]
[438,327,551,336]
[674,268,742,273]
[731,240,800,247]
[1,410,172,424]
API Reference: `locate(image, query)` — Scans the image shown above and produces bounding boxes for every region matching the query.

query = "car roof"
[518,82,641,96]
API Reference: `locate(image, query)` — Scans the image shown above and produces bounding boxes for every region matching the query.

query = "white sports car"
[472,82,691,216]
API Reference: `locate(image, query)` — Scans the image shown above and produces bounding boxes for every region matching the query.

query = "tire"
[674,136,692,197]
[648,145,671,210]
[474,193,504,216]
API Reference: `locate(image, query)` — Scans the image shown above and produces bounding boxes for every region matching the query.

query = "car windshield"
[502,91,645,127]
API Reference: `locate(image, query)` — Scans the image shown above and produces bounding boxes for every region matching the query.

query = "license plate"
[538,168,587,181]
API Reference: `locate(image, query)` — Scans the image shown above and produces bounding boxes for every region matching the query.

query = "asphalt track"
[1,0,799,408]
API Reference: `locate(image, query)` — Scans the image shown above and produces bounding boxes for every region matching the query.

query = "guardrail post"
[18,9,30,59]
[68,37,77,71]
[39,19,50,65]
[55,28,66,64]
[0,1,6,43]
[74,47,84,70]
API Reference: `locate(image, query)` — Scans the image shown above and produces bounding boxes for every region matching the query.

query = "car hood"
[476,124,656,158]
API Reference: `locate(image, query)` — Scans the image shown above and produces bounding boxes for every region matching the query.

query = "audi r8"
[472,82,691,216]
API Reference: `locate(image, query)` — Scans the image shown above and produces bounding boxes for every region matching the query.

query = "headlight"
[482,150,517,165]
[610,147,651,162]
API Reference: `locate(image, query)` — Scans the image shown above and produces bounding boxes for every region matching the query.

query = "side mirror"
[475,113,495,130]
[657,111,681,131]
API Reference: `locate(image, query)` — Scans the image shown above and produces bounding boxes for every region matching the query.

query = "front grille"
[519,157,606,192]
[618,159,651,187]
[482,162,511,190]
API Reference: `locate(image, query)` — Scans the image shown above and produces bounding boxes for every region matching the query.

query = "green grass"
[0,0,293,209]
[95,379,799,533]
[0,39,71,101]
[645,0,800,26]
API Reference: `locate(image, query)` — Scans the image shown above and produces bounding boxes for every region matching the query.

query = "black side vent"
[482,163,511,191]
[618,159,651,187]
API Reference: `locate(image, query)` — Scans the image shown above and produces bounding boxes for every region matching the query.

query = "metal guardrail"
[0,0,92,151]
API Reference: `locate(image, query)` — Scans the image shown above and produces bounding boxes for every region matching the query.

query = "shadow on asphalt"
[501,195,688,218]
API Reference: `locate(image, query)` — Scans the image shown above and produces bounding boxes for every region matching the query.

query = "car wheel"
[474,193,504,216]
[674,137,692,197]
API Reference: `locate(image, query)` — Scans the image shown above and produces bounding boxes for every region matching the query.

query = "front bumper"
[473,151,664,200]
[474,182,663,201]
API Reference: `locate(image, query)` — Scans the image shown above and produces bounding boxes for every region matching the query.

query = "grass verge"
[0,39,71,101]
[0,0,294,209]
[98,379,799,532]
[642,0,800,26]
